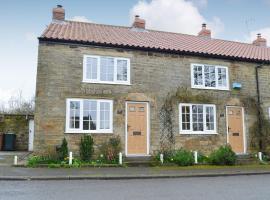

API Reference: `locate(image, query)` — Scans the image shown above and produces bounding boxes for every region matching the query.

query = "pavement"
[1,165,270,180]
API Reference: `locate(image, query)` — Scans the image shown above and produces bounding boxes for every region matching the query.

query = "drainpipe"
[255,64,263,151]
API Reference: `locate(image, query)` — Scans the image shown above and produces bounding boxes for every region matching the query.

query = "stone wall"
[0,115,33,151]
[34,41,270,155]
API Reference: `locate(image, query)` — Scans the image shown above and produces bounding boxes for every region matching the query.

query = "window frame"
[66,98,113,134]
[191,63,229,90]
[179,103,217,134]
[83,55,131,85]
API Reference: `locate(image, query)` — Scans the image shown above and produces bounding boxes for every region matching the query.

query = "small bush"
[171,149,194,166]
[57,138,68,161]
[208,145,236,165]
[99,136,122,163]
[27,155,59,167]
[80,135,94,161]
[197,152,208,164]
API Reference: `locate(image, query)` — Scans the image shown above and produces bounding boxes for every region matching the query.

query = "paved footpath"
[1,165,270,180]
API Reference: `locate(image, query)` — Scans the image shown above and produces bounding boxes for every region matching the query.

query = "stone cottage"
[34,5,270,156]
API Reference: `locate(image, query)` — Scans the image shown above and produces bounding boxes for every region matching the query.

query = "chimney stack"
[198,23,211,38]
[52,5,65,21]
[252,33,267,47]
[132,15,146,29]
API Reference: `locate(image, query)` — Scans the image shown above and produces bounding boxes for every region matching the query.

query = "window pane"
[192,105,203,131]
[204,65,216,87]
[83,100,97,130]
[100,102,111,130]
[69,101,80,129]
[100,57,114,81]
[218,68,227,87]
[117,60,128,81]
[86,57,97,80]
[181,105,190,130]
[206,106,215,130]
[193,65,203,86]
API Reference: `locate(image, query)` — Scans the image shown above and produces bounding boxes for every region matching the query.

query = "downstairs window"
[66,99,113,133]
[179,103,216,134]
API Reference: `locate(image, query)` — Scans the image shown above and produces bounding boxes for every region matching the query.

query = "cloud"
[70,16,92,23]
[244,27,270,46]
[0,88,16,108]
[130,0,223,37]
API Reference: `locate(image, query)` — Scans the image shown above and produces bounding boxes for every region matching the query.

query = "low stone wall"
[0,114,33,151]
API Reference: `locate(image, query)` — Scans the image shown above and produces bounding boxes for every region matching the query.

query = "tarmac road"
[0,174,270,200]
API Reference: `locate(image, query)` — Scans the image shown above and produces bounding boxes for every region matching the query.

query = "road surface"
[0,175,269,200]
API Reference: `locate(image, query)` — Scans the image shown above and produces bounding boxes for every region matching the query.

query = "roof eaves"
[38,37,269,64]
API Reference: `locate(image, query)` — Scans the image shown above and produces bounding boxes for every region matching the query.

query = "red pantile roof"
[40,21,270,63]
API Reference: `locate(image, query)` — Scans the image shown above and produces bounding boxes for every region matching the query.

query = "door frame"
[226,106,247,154]
[125,101,150,157]
[28,119,34,151]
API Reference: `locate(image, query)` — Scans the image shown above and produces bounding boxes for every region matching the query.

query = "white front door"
[28,119,34,151]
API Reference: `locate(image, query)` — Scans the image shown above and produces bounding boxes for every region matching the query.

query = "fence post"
[258,152,263,162]
[160,153,164,164]
[69,152,73,165]
[119,152,123,165]
[14,155,18,166]
[194,151,198,164]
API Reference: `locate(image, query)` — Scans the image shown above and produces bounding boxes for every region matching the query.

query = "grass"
[154,164,270,171]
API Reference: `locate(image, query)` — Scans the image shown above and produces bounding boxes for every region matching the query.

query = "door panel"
[28,120,34,151]
[126,102,148,155]
[227,107,244,154]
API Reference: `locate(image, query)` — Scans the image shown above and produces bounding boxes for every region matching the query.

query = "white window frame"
[179,103,217,134]
[191,63,229,90]
[83,55,130,85]
[66,98,113,133]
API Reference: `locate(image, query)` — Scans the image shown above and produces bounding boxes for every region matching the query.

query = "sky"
[1,0,270,108]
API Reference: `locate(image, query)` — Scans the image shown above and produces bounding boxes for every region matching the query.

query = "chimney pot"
[52,5,65,21]
[198,23,211,38]
[252,33,267,47]
[132,15,146,29]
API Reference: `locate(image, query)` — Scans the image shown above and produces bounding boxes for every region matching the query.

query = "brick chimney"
[132,15,146,29]
[252,33,267,47]
[198,23,211,38]
[52,5,65,21]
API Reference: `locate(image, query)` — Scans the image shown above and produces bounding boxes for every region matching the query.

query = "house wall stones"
[34,41,270,155]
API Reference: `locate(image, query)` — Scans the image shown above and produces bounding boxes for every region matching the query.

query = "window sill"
[65,131,113,134]
[191,86,230,91]
[82,80,131,86]
[179,132,218,135]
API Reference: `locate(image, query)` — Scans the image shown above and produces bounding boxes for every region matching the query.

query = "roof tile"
[40,21,270,63]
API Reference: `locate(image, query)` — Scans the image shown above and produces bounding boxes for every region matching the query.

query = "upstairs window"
[66,99,113,133]
[191,64,229,90]
[179,103,216,134]
[83,55,130,85]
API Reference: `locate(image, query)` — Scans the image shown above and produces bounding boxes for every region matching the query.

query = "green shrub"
[154,150,174,163]
[171,149,194,166]
[57,138,68,161]
[99,136,122,163]
[208,145,236,165]
[80,135,94,161]
[197,152,208,164]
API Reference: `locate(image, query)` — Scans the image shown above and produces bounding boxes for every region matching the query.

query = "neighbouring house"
[0,114,34,151]
[34,5,270,156]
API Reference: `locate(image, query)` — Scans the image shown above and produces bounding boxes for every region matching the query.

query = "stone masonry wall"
[34,42,270,155]
[0,115,32,151]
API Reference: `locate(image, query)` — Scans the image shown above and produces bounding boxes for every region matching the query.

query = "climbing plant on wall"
[159,87,213,153]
